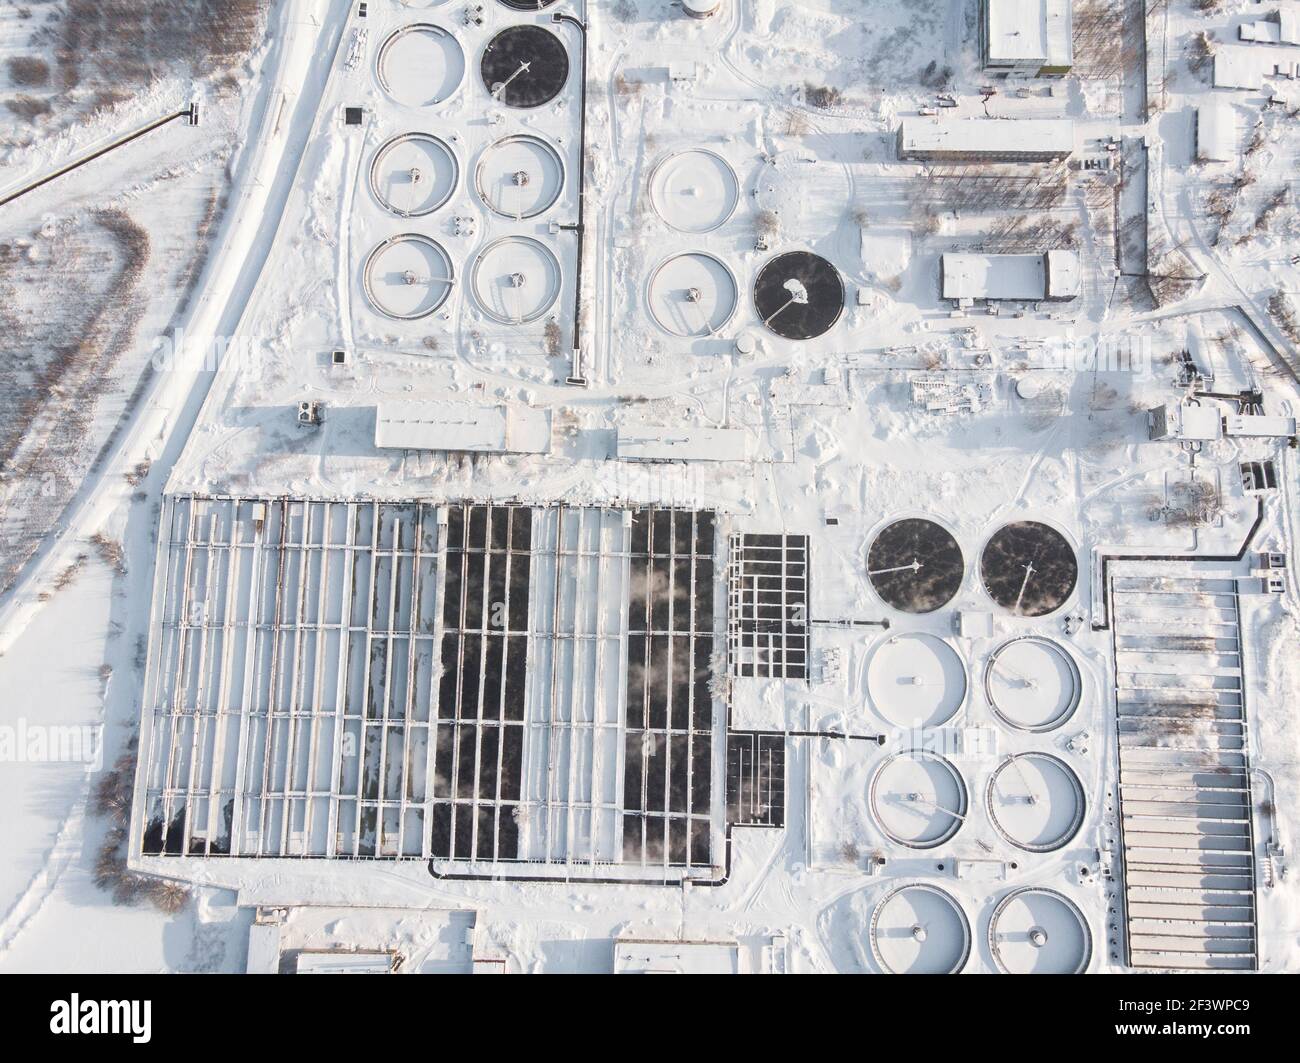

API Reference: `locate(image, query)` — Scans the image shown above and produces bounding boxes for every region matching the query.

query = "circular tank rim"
[648,148,742,234]
[865,515,968,615]
[645,250,741,338]
[479,24,572,110]
[375,23,467,109]
[752,248,846,340]
[870,883,972,975]
[869,748,969,850]
[985,752,1086,853]
[983,635,1083,733]
[368,132,461,218]
[469,236,563,325]
[362,233,455,321]
[474,133,568,219]
[977,516,1080,619]
[865,631,970,729]
[987,886,1093,974]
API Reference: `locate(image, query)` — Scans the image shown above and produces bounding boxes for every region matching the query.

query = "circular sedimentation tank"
[362,234,455,320]
[753,251,844,340]
[870,750,967,849]
[475,134,566,219]
[980,521,1078,617]
[369,133,459,217]
[498,0,561,9]
[986,753,1085,853]
[470,237,562,324]
[870,884,971,975]
[866,633,968,729]
[867,517,965,614]
[377,24,466,108]
[649,149,741,234]
[647,252,739,337]
[989,888,1092,974]
[481,25,570,108]
[984,636,1082,732]
[683,0,724,17]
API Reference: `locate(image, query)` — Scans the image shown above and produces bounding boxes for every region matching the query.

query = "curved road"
[0,0,350,655]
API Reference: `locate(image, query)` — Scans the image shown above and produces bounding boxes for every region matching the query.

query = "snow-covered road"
[0,0,349,657]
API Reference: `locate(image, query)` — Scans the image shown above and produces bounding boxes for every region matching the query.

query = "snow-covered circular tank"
[866,633,967,729]
[649,149,740,234]
[470,237,562,325]
[376,25,466,108]
[870,884,971,974]
[869,750,967,849]
[989,888,1092,974]
[475,134,566,219]
[682,0,724,18]
[647,252,739,337]
[984,636,1082,732]
[362,234,455,320]
[986,753,1085,852]
[369,134,459,217]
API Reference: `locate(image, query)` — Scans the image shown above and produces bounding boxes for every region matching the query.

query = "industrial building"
[941,250,1081,303]
[981,0,1074,78]
[374,401,552,455]
[898,118,1075,163]
[1196,102,1238,162]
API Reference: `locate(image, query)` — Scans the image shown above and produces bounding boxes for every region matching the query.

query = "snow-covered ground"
[0,0,1298,975]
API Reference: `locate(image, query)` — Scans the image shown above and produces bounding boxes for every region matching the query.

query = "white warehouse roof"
[985,0,1074,68]
[374,401,552,454]
[944,253,1046,300]
[900,118,1075,158]
[1239,11,1300,45]
[1197,102,1238,161]
[1214,48,1265,90]
[942,250,1080,301]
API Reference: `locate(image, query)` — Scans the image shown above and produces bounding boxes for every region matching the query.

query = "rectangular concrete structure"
[136,496,726,883]
[898,118,1075,162]
[942,250,1080,302]
[375,401,552,454]
[982,0,1073,77]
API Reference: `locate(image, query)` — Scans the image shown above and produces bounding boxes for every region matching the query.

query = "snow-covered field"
[0,0,1297,976]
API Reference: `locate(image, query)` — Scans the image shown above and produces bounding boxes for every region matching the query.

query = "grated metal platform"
[1109,569,1258,971]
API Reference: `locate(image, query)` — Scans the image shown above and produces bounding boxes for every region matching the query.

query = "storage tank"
[682,0,722,19]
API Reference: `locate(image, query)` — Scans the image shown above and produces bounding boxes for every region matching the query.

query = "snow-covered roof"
[1196,101,1238,161]
[1214,48,1265,90]
[899,117,1075,158]
[245,923,282,975]
[984,0,1074,68]
[295,951,398,974]
[1239,11,1300,45]
[1286,9,1300,44]
[616,424,748,462]
[1224,414,1298,438]
[374,401,552,454]
[1045,249,1081,299]
[1151,403,1223,441]
[943,253,1046,300]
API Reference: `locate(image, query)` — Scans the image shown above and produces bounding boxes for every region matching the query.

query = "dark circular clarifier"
[981,522,1078,617]
[498,0,560,9]
[754,251,844,340]
[868,518,965,614]
[481,25,570,109]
